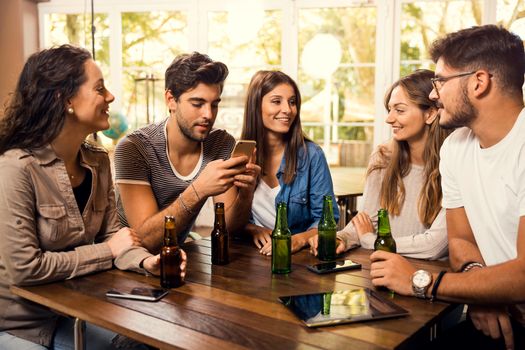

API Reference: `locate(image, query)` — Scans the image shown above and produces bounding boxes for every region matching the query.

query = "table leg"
[336,195,359,230]
[347,196,358,218]
[336,197,348,230]
[74,318,86,350]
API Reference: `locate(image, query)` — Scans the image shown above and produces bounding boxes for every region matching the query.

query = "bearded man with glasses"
[369,25,525,350]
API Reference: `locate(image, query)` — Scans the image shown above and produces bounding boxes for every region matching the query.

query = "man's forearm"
[433,258,525,304]
[448,237,485,271]
[225,188,253,234]
[138,187,205,253]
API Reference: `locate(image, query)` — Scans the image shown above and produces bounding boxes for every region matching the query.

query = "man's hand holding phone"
[230,140,256,161]
[231,140,260,191]
[192,156,249,198]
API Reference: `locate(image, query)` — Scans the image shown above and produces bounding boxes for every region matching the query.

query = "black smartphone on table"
[106,287,168,302]
[307,259,362,274]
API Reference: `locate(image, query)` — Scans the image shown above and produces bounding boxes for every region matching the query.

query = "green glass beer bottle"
[318,195,337,261]
[211,202,229,265]
[374,209,397,253]
[271,202,292,274]
[160,215,183,288]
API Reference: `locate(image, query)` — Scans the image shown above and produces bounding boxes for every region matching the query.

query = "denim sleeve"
[307,146,340,229]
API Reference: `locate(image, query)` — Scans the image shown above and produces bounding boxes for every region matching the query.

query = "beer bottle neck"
[274,206,289,231]
[377,218,392,237]
[376,209,391,237]
[164,228,178,247]
[214,209,226,229]
[321,199,335,224]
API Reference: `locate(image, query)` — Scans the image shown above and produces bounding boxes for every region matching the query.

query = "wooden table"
[11,238,458,350]
[330,167,366,229]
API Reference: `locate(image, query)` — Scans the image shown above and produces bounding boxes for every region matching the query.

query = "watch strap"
[430,270,447,302]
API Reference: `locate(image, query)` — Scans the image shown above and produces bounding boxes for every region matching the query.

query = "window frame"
[38,0,502,152]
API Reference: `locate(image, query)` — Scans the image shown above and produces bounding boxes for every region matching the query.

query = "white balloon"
[301,34,342,79]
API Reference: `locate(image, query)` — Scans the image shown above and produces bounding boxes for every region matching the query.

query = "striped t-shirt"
[114,118,235,242]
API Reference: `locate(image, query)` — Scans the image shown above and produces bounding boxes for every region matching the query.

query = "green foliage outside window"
[43,0,525,154]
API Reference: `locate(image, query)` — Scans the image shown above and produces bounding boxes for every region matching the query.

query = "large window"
[207,8,282,136]
[43,12,110,82]
[121,11,188,130]
[498,0,525,34]
[298,6,376,167]
[38,0,525,165]
[400,0,483,75]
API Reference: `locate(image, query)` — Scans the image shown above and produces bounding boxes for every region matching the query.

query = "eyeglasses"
[431,71,475,93]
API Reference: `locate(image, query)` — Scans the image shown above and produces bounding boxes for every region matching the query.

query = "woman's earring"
[67,107,74,114]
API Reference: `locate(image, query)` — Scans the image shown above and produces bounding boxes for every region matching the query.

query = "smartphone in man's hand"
[231,140,256,160]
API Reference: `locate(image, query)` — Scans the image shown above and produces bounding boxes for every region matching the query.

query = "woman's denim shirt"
[274,141,339,234]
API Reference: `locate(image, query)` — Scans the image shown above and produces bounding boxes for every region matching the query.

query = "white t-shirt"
[440,108,525,266]
[252,180,281,229]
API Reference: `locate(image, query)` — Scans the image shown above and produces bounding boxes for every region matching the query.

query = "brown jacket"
[0,142,150,347]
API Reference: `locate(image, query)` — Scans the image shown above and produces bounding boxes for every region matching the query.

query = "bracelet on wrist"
[179,194,195,215]
[430,270,447,302]
[460,261,484,273]
[190,182,201,201]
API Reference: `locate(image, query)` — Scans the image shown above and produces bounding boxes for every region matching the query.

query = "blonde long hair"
[368,69,452,226]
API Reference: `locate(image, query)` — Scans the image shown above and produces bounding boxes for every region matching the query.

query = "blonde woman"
[310,69,452,260]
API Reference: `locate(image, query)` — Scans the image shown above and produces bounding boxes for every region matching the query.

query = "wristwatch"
[412,270,433,299]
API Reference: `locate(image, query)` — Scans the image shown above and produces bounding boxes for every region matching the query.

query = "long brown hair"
[0,45,91,154]
[240,70,308,184]
[369,69,452,226]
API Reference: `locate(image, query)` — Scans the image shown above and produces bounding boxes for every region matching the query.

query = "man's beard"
[175,109,211,142]
[440,86,478,129]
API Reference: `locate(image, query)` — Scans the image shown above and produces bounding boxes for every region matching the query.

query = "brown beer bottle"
[160,215,183,288]
[211,202,229,265]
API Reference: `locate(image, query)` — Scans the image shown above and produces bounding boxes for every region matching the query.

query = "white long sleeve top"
[337,160,448,260]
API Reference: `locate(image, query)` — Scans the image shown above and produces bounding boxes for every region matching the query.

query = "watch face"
[413,271,431,288]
